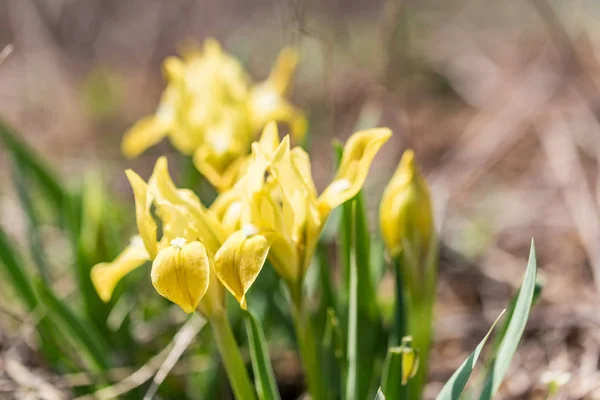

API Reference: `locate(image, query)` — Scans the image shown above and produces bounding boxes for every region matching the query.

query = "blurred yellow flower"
[91,157,267,315]
[121,38,306,192]
[213,122,391,306]
[379,150,434,259]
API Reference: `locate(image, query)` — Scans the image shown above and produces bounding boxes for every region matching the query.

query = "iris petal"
[214,230,270,309]
[151,240,210,313]
[318,128,391,217]
[125,170,158,259]
[91,238,150,302]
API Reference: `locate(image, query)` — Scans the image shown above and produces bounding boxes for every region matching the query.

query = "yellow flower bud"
[400,337,419,385]
[151,239,210,313]
[379,150,433,258]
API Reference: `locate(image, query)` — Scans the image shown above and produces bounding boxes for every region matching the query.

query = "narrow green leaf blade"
[353,193,379,319]
[478,241,537,399]
[0,225,38,310]
[0,121,67,212]
[10,155,51,282]
[487,279,543,363]
[0,226,69,367]
[244,310,281,400]
[345,200,359,400]
[37,283,111,372]
[435,310,505,400]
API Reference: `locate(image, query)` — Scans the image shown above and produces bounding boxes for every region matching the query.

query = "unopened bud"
[379,150,434,259]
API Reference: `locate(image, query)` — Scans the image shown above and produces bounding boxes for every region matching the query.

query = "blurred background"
[2,0,600,398]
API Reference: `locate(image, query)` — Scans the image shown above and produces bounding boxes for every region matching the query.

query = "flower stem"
[210,314,257,400]
[291,290,327,400]
[391,257,407,347]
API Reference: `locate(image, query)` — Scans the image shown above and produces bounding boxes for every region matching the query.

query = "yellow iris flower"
[213,122,391,307]
[90,157,268,315]
[121,38,306,192]
[379,150,434,259]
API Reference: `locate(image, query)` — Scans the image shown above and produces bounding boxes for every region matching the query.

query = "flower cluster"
[121,38,306,192]
[91,122,391,314]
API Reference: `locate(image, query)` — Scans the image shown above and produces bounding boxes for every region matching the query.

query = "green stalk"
[345,201,358,400]
[291,290,327,400]
[391,257,407,347]
[210,315,257,400]
[408,296,433,400]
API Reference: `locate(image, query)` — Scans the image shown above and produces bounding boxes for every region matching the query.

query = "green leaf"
[0,226,85,368]
[353,193,379,319]
[323,308,345,362]
[435,311,505,400]
[345,200,359,400]
[75,174,116,327]
[336,133,387,399]
[478,241,537,399]
[344,197,387,400]
[316,245,343,398]
[487,279,543,364]
[0,226,38,310]
[317,242,338,318]
[0,121,67,215]
[37,282,111,372]
[10,155,51,282]
[244,310,281,400]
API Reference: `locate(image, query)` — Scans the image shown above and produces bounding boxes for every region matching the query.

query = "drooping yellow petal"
[121,116,170,158]
[213,228,270,309]
[125,170,158,259]
[91,238,150,302]
[318,128,392,217]
[151,239,210,313]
